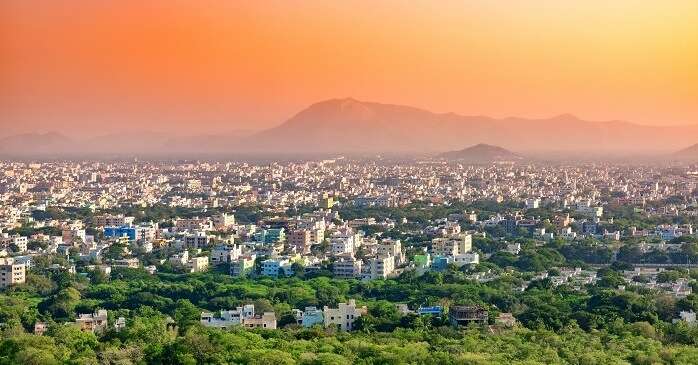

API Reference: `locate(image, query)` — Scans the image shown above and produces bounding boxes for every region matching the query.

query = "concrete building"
[296,306,324,327]
[75,309,109,333]
[261,258,293,277]
[331,236,354,256]
[210,244,242,265]
[288,229,312,254]
[201,304,276,330]
[431,234,472,257]
[377,239,404,265]
[243,312,277,329]
[187,256,209,273]
[255,228,286,244]
[213,213,235,231]
[230,255,256,277]
[366,255,395,280]
[0,257,26,288]
[201,304,255,329]
[94,214,135,227]
[104,226,136,241]
[448,306,488,326]
[323,299,367,331]
[184,232,213,249]
[175,217,212,232]
[333,255,362,279]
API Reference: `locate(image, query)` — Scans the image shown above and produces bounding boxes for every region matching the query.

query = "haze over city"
[6,2,698,364]
[2,0,697,155]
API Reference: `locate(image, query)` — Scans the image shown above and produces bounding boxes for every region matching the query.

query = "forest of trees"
[2,264,698,364]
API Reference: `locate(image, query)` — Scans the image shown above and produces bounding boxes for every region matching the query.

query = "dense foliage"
[2,265,698,364]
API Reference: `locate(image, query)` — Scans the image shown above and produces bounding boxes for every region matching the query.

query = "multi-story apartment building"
[230,254,256,277]
[210,244,242,265]
[377,238,404,265]
[333,255,362,279]
[0,257,26,288]
[94,214,135,227]
[175,217,212,232]
[431,234,472,257]
[288,229,312,254]
[183,232,213,249]
[366,255,395,280]
[323,300,367,331]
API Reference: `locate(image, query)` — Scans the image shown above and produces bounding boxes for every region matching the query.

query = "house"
[34,322,48,335]
[187,256,209,273]
[448,306,488,326]
[673,311,697,326]
[294,306,324,327]
[230,255,256,277]
[210,244,242,265]
[261,258,293,277]
[243,312,277,329]
[75,309,109,333]
[323,299,367,331]
[201,304,276,330]
[201,304,255,329]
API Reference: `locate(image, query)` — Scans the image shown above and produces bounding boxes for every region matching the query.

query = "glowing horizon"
[2,0,697,137]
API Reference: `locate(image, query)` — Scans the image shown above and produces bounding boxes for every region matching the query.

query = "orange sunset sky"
[2,0,697,137]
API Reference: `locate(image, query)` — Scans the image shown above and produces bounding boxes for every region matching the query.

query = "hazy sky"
[2,0,697,137]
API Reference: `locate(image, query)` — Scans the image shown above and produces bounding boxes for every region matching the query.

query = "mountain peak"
[242,98,698,154]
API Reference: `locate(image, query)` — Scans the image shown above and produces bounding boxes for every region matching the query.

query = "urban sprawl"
[2,158,698,363]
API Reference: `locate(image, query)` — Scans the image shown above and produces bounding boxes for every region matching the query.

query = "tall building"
[288,229,312,254]
[0,258,26,288]
[377,238,404,265]
[431,234,471,257]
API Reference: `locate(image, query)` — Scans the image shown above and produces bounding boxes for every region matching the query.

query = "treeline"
[2,263,698,364]
[3,320,698,364]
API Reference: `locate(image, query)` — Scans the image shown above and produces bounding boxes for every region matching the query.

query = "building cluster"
[0,160,697,306]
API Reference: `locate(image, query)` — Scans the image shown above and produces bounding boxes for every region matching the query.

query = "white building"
[525,198,541,209]
[377,239,404,266]
[431,234,472,257]
[0,257,25,288]
[333,255,363,279]
[323,300,367,331]
[201,304,276,330]
[366,255,395,280]
[210,244,242,265]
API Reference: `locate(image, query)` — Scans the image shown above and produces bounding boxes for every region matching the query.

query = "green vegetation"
[2,264,698,364]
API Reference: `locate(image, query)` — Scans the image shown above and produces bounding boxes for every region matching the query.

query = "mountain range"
[2,98,698,157]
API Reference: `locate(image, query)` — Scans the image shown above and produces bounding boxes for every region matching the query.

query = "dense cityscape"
[1,157,698,363]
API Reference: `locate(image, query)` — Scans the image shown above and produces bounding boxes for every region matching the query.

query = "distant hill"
[674,144,698,159]
[439,144,523,162]
[241,98,698,154]
[3,98,698,156]
[0,132,75,155]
